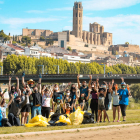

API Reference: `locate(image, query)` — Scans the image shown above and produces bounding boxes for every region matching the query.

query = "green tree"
[125,42,129,44]
[130,84,140,102]
[0,30,10,41]
[40,36,45,41]
[67,47,72,51]
[12,41,17,44]
[21,36,31,45]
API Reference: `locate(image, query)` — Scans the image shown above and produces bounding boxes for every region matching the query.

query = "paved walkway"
[0,123,140,138]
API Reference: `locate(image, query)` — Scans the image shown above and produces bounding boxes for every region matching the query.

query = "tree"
[130,84,140,102]
[12,41,17,44]
[40,36,45,41]
[21,36,31,45]
[13,35,15,41]
[0,30,10,41]
[67,47,72,51]
[125,42,129,44]
[46,39,54,46]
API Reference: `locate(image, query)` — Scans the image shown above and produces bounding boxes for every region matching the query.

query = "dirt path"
[1,125,140,140]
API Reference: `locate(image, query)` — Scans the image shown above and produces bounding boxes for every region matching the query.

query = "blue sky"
[0,0,140,46]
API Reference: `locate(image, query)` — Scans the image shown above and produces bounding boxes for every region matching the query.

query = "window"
[61,40,64,48]
[92,27,94,32]
[76,4,78,8]
[79,4,81,8]
[96,27,98,32]
[76,13,77,17]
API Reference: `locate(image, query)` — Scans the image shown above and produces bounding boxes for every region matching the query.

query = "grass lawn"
[0,109,140,134]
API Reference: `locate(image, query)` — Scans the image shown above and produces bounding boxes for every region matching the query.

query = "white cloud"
[47,7,72,11]
[83,0,140,10]
[0,17,60,28]
[26,10,45,14]
[82,14,140,45]
[0,1,4,4]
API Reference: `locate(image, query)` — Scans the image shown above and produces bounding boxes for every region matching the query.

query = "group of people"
[0,73,131,127]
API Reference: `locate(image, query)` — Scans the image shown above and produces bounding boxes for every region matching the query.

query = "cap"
[121,82,126,85]
[56,97,61,100]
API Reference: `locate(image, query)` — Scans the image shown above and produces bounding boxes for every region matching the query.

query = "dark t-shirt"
[53,91,64,102]
[32,92,42,106]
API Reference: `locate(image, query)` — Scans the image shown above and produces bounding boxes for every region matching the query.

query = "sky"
[0,0,140,46]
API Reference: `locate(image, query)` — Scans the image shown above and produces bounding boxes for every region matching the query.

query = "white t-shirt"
[112,91,119,105]
[42,94,51,107]
[0,104,8,118]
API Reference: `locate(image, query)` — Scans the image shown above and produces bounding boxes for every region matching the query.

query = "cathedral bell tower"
[72,2,83,38]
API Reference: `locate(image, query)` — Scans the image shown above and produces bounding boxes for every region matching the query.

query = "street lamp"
[53,65,59,74]
[38,65,44,74]
[99,64,105,77]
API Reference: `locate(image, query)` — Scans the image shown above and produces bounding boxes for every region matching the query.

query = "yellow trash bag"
[25,115,50,127]
[29,115,47,123]
[56,115,71,125]
[69,107,84,125]
[25,122,40,127]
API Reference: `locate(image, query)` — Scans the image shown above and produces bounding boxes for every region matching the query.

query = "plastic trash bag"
[82,112,95,124]
[25,115,49,127]
[69,107,84,125]
[29,115,47,123]
[56,115,71,125]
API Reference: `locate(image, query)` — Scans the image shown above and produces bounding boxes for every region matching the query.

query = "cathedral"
[22,2,112,48]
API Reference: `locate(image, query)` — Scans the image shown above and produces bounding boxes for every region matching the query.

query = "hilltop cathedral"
[22,2,112,49]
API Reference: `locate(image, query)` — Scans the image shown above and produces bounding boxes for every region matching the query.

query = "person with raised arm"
[77,74,92,111]
[97,82,110,123]
[0,93,14,127]
[90,80,99,122]
[118,79,131,122]
[41,87,53,118]
[111,79,121,122]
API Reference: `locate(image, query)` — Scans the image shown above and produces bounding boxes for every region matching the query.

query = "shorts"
[98,105,105,111]
[21,104,31,112]
[113,105,120,107]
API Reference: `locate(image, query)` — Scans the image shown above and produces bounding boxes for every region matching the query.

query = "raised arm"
[121,77,124,83]
[75,86,79,99]
[96,78,100,89]
[16,77,19,91]
[36,74,42,88]
[85,88,91,100]
[0,94,4,105]
[88,75,92,88]
[7,94,14,107]
[63,82,71,92]
[77,74,81,89]
[8,77,12,92]
[104,83,108,97]
[22,72,26,88]
[38,83,41,94]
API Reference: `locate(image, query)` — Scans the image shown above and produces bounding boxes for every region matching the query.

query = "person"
[21,87,31,125]
[41,87,53,118]
[53,97,65,114]
[0,93,14,127]
[64,89,72,108]
[76,87,91,111]
[74,99,85,111]
[22,72,42,118]
[97,83,110,123]
[118,82,131,121]
[8,93,28,126]
[31,85,42,118]
[111,81,121,122]
[90,80,99,122]
[77,75,92,111]
[8,76,20,99]
[65,103,73,115]
[70,84,77,105]
[102,81,112,121]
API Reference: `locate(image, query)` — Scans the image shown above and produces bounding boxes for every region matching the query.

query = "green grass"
[1,109,140,134]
